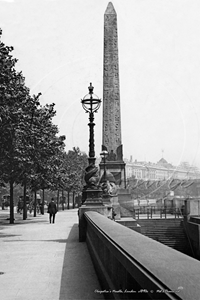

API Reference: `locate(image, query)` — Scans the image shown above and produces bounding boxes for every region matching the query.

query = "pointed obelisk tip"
[105,2,116,15]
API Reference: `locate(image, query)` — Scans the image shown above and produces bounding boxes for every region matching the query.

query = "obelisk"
[100,2,126,187]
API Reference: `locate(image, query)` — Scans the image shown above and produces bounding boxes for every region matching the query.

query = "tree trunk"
[34,190,37,217]
[9,179,14,224]
[57,189,59,211]
[62,189,64,210]
[23,179,27,220]
[41,188,45,215]
[67,190,70,209]
[73,191,75,209]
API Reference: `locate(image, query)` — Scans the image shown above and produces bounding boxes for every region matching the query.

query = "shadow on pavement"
[0,233,21,239]
[5,238,69,243]
[0,215,48,227]
[59,224,104,300]
[0,219,48,227]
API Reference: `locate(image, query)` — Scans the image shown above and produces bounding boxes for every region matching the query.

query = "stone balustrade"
[83,211,200,300]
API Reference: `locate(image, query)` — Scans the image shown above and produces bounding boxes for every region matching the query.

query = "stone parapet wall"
[84,211,200,300]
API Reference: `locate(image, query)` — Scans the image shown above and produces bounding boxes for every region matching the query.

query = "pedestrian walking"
[47,198,57,223]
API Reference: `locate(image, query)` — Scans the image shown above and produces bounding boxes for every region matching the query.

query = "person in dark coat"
[48,198,57,223]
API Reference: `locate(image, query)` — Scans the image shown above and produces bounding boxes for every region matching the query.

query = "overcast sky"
[1,0,200,168]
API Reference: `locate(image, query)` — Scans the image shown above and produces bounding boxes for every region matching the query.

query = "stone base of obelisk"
[99,161,126,188]
[102,195,115,220]
[117,188,132,218]
[118,188,132,202]
[99,161,125,220]
[110,195,121,220]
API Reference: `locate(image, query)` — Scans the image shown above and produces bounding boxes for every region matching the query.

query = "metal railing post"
[180,210,196,258]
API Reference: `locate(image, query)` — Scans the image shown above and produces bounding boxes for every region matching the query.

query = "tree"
[22,100,66,216]
[0,29,31,222]
[0,29,88,221]
[48,147,88,208]
[0,29,66,222]
[64,147,88,193]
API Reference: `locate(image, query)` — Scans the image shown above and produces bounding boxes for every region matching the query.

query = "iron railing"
[133,206,182,219]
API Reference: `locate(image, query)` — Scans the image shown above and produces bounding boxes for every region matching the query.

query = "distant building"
[125,157,200,181]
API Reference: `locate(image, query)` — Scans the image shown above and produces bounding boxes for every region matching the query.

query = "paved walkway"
[0,208,104,300]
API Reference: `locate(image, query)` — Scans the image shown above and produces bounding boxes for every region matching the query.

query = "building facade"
[125,157,200,181]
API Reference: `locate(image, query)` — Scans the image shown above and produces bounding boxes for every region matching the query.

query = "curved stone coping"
[85,211,200,300]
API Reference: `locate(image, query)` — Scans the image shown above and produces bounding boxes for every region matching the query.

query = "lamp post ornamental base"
[82,189,103,206]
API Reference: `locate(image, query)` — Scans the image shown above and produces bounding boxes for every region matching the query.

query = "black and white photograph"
[0,1,200,299]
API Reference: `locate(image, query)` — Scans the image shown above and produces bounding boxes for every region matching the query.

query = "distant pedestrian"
[181,205,185,216]
[47,198,57,223]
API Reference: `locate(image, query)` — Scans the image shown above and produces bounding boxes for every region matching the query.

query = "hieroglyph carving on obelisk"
[102,2,123,162]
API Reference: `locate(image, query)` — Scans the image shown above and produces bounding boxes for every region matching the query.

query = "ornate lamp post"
[81,83,101,166]
[81,83,102,205]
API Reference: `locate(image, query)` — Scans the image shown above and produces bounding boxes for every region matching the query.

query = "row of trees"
[0,29,88,223]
